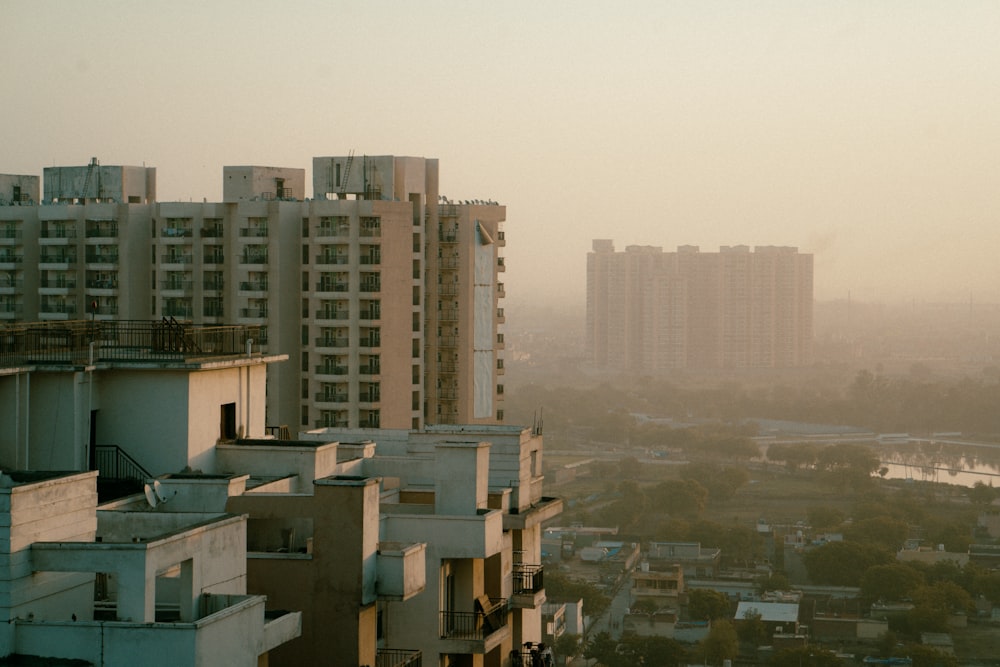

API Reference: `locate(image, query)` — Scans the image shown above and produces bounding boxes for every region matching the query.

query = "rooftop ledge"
[0,319,282,370]
[503,496,563,530]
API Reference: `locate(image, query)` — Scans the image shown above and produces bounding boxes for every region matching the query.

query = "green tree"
[968,480,996,506]
[860,563,925,602]
[807,505,846,531]
[583,631,619,667]
[546,573,611,617]
[697,620,738,665]
[617,635,687,667]
[770,647,843,667]
[653,479,708,517]
[553,633,580,663]
[736,609,768,647]
[767,442,819,471]
[904,643,959,667]
[687,589,732,621]
[845,516,909,550]
[803,541,893,586]
[680,463,749,502]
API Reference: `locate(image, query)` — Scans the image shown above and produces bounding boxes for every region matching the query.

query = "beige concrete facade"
[0,174,39,205]
[223,165,305,202]
[0,470,300,665]
[44,160,156,204]
[3,154,507,431]
[587,241,813,370]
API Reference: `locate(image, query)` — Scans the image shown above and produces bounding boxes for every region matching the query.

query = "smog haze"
[4,1,999,307]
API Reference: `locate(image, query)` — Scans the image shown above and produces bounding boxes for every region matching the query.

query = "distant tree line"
[506,371,1000,441]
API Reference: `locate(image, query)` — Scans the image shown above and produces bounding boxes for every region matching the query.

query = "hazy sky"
[4,1,999,307]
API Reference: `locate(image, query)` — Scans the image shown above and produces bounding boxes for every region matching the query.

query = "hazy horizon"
[5,1,999,308]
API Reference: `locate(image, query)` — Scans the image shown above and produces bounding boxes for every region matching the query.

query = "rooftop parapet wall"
[0,320,265,369]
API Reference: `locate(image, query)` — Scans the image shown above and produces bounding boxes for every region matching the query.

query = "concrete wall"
[223,166,305,202]
[0,174,40,204]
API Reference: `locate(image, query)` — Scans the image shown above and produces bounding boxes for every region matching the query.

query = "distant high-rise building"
[0,155,507,430]
[586,241,813,370]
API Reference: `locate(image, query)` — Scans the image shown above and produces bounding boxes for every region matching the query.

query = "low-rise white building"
[0,470,300,665]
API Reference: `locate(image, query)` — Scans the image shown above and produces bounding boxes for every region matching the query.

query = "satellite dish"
[152,480,174,504]
[143,484,158,508]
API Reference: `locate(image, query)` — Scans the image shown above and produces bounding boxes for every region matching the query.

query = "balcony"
[439,257,459,269]
[86,250,120,264]
[240,281,268,292]
[240,307,268,319]
[86,222,118,238]
[0,227,21,241]
[87,276,119,290]
[315,227,349,240]
[160,280,193,292]
[315,310,349,320]
[204,252,225,264]
[160,226,193,238]
[511,564,545,609]
[315,392,349,403]
[241,249,269,265]
[315,365,348,376]
[359,364,380,376]
[203,278,225,291]
[438,336,457,349]
[316,281,348,292]
[438,284,458,296]
[439,230,457,243]
[437,362,457,374]
[40,277,78,290]
[377,542,426,602]
[376,649,422,667]
[39,226,76,240]
[439,309,458,322]
[39,302,77,316]
[160,254,193,265]
[315,254,349,265]
[39,251,76,266]
[359,309,380,320]
[315,336,348,348]
[201,225,224,238]
[0,252,24,266]
[497,256,505,271]
[439,598,510,654]
[239,226,269,238]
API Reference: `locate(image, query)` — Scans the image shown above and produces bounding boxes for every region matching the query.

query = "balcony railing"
[40,278,78,289]
[315,337,348,347]
[86,251,120,264]
[315,310,349,320]
[439,598,509,640]
[316,282,348,292]
[240,281,268,291]
[40,227,76,239]
[39,252,76,264]
[201,226,224,238]
[239,307,268,318]
[161,254,193,265]
[161,227,193,238]
[239,226,268,237]
[376,649,422,667]
[513,564,544,595]
[0,320,263,368]
[315,365,348,376]
[315,392,349,403]
[86,224,118,238]
[316,254,348,264]
[0,254,24,264]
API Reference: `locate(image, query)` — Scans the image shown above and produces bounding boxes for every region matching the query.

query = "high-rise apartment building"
[587,241,813,371]
[0,155,507,431]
